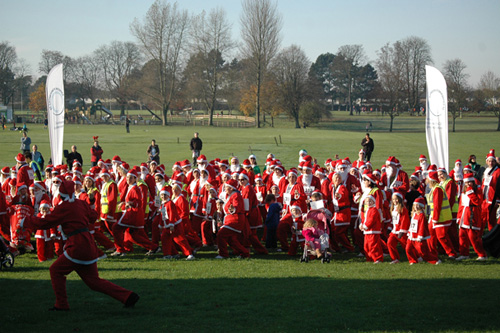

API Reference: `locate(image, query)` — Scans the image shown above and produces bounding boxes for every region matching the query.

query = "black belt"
[338,206,350,211]
[65,228,89,237]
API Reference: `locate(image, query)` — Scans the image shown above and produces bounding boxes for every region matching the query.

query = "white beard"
[52,184,60,198]
[141,171,147,181]
[230,165,240,173]
[338,169,348,183]
[454,165,463,181]
[112,164,118,176]
[302,174,313,186]
[198,164,206,171]
[272,173,282,186]
[199,176,208,187]
[0,175,6,185]
[420,161,428,171]
[386,167,393,178]
[156,181,165,192]
[34,191,43,202]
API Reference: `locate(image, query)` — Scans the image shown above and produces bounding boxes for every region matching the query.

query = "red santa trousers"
[49,254,132,309]
[428,224,457,257]
[248,228,268,255]
[200,219,215,246]
[36,238,54,262]
[217,227,250,258]
[333,225,355,252]
[277,220,292,251]
[387,233,408,261]
[112,224,155,253]
[161,224,193,256]
[92,225,115,250]
[363,234,383,262]
[458,228,487,258]
[405,240,439,264]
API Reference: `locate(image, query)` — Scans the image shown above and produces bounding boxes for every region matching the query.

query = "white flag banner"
[46,64,65,166]
[425,65,449,171]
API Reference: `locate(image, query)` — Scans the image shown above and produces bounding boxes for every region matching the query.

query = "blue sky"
[2,0,499,85]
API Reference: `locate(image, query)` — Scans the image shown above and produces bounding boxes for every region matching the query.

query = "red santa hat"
[93,136,99,142]
[1,166,10,175]
[463,164,473,173]
[120,163,130,173]
[104,159,112,166]
[73,166,83,176]
[419,154,427,161]
[15,153,25,163]
[9,178,17,188]
[299,149,307,156]
[324,158,332,167]
[249,154,257,160]
[39,199,51,210]
[427,171,439,182]
[303,155,313,163]
[274,164,284,172]
[254,173,263,182]
[455,159,462,165]
[59,180,75,202]
[225,179,238,190]
[302,161,313,171]
[287,169,297,178]
[428,164,437,171]
[85,171,95,181]
[372,169,381,178]
[386,156,397,166]
[181,159,191,168]
[45,164,53,172]
[362,172,378,184]
[127,169,138,179]
[266,157,274,166]
[437,167,447,174]
[410,172,420,181]
[100,168,111,178]
[172,162,182,171]
[197,154,207,163]
[73,176,82,185]
[463,173,475,183]
[34,181,47,192]
[149,159,158,166]
[364,195,376,206]
[290,205,302,213]
[314,167,326,177]
[160,185,172,197]
[218,159,228,168]
[242,159,251,168]
[140,163,148,172]
[342,157,351,166]
[392,191,404,201]
[112,155,122,163]
[414,197,426,207]
[239,170,249,180]
[486,149,496,161]
[72,160,82,168]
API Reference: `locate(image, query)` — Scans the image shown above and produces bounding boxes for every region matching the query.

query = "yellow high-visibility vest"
[429,184,452,223]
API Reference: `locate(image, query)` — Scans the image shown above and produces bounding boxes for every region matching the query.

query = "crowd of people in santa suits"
[1,143,499,265]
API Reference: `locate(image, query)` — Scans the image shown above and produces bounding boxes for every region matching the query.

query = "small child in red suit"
[359,195,383,263]
[405,197,441,265]
[34,199,55,262]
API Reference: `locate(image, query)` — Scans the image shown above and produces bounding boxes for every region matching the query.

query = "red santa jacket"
[161,199,182,228]
[221,190,245,232]
[100,180,118,221]
[297,174,321,197]
[22,199,99,264]
[408,212,430,241]
[361,205,382,234]
[280,180,307,213]
[117,184,144,228]
[390,206,410,234]
[380,169,410,194]
[482,165,500,205]
[240,184,261,228]
[17,163,34,188]
[331,183,351,226]
[458,185,484,230]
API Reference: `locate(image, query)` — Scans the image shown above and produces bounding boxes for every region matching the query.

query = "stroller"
[300,209,331,263]
[0,237,15,270]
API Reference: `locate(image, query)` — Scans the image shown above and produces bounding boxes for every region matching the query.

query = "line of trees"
[1,0,500,130]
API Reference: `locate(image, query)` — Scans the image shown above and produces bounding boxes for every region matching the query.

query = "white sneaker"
[215,255,226,259]
[456,255,469,261]
[110,251,126,257]
[373,260,381,264]
[390,259,400,264]
[476,256,487,261]
[186,255,195,261]
[434,260,442,265]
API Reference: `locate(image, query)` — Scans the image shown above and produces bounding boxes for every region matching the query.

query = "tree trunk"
[120,105,125,117]
[389,115,394,132]
[162,106,168,126]
[452,114,456,133]
[497,112,500,131]
[294,114,300,128]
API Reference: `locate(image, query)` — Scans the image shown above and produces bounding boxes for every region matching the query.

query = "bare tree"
[335,44,367,115]
[396,36,433,111]
[375,42,404,132]
[130,0,189,125]
[443,58,470,132]
[38,50,73,80]
[190,7,234,125]
[240,0,282,128]
[0,41,18,106]
[96,41,142,116]
[478,70,500,130]
[71,54,102,105]
[271,45,309,128]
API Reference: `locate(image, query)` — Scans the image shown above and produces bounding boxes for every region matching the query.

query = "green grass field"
[2,115,500,332]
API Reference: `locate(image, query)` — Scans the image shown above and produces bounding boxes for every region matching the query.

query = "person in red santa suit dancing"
[405,197,441,265]
[20,179,139,310]
[8,182,34,252]
[331,172,354,252]
[110,169,157,256]
[359,195,383,263]
[386,192,410,264]
[215,179,250,259]
[158,185,195,260]
[456,173,487,261]
[481,149,500,230]
[426,170,457,259]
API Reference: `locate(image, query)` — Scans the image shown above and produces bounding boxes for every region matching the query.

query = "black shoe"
[124,292,140,308]
[48,306,69,311]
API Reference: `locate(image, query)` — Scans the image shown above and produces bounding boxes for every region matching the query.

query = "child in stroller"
[300,218,331,263]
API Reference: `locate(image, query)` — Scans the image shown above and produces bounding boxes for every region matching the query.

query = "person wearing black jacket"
[361,133,374,162]
[66,145,83,169]
[147,140,160,164]
[190,132,203,166]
